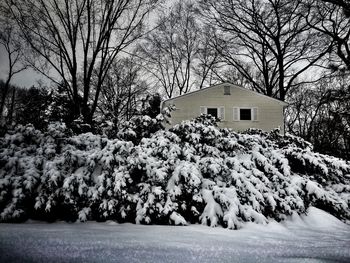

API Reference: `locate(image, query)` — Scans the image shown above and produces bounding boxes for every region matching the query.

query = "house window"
[224,86,231,95]
[207,108,218,118]
[240,109,251,120]
[233,107,258,121]
[200,106,225,120]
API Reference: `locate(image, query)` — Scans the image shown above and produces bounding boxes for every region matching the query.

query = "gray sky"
[0,45,44,88]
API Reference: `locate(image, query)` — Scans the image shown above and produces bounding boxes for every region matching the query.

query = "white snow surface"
[0,207,349,263]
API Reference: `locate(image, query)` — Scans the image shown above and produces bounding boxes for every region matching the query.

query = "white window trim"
[200,106,225,120]
[233,107,258,122]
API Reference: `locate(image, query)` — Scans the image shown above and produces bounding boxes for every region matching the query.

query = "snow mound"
[301,207,348,228]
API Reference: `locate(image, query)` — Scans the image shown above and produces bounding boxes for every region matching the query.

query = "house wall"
[162,83,286,133]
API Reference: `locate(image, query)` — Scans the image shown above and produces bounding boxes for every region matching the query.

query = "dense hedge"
[0,115,349,228]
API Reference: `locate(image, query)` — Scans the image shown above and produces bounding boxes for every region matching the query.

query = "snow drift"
[0,115,349,229]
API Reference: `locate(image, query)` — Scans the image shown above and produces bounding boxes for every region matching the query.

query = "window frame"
[239,108,252,120]
[233,107,258,122]
[200,106,225,120]
[207,107,218,118]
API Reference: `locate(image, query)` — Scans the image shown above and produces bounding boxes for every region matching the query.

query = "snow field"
[0,208,349,263]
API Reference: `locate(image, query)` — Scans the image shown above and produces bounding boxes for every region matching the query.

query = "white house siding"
[162,83,287,134]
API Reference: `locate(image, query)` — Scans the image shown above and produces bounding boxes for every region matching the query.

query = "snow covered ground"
[0,208,349,263]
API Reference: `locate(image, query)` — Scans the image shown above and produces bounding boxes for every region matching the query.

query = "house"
[161,82,288,133]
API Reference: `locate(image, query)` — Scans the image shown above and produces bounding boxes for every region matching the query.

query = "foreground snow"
[0,208,349,263]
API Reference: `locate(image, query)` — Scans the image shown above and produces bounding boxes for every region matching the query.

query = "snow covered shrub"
[0,115,349,228]
[170,114,221,147]
[167,161,203,224]
[88,139,135,222]
[0,123,69,221]
[117,115,164,144]
[128,131,185,225]
[117,106,174,144]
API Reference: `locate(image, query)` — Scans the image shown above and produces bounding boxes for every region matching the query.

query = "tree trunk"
[7,86,16,126]
[0,78,11,125]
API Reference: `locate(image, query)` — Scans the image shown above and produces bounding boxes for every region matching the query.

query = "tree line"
[0,0,349,159]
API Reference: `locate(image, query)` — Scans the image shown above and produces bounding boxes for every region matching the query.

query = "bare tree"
[4,0,158,126]
[138,0,201,98]
[200,0,330,101]
[322,0,350,16]
[98,57,147,131]
[0,16,27,125]
[286,73,350,159]
[305,0,350,71]
[193,25,222,89]
[302,0,350,157]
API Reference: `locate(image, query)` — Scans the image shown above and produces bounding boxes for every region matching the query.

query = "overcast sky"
[0,45,45,88]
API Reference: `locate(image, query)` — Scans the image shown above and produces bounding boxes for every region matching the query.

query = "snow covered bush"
[0,123,69,221]
[117,106,174,144]
[0,115,349,228]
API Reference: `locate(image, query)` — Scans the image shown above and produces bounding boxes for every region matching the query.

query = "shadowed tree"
[138,0,202,98]
[97,57,148,133]
[193,25,222,89]
[286,73,350,159]
[0,14,27,125]
[305,0,350,70]
[302,0,350,156]
[3,0,158,127]
[200,0,330,101]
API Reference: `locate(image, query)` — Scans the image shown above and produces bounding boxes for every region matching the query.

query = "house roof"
[162,82,289,106]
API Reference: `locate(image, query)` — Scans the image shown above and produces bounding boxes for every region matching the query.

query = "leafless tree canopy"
[98,57,147,130]
[137,1,202,98]
[305,0,350,70]
[4,0,158,124]
[0,12,27,125]
[200,0,330,101]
